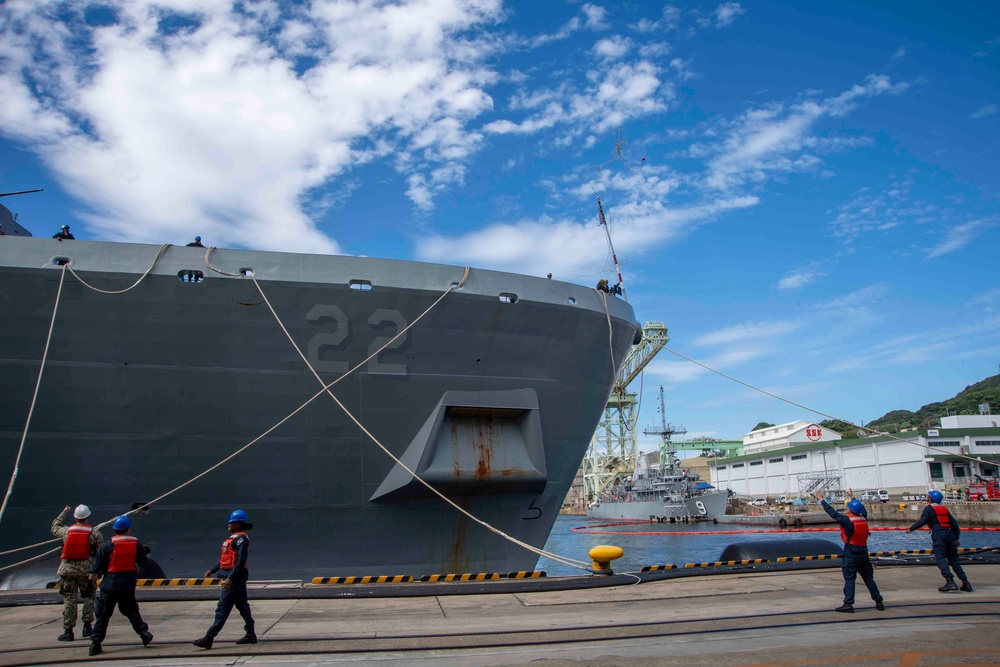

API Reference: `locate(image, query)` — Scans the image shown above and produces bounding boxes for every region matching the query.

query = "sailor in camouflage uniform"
[51,504,104,641]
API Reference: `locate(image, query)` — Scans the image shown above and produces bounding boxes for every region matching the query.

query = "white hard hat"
[73,504,91,520]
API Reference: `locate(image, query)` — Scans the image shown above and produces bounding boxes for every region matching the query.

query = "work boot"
[82,622,93,638]
[834,603,854,613]
[938,580,959,592]
[88,642,102,656]
[58,629,74,642]
[192,636,213,649]
[141,631,154,647]
[876,600,885,611]
[960,581,974,592]
[235,633,258,645]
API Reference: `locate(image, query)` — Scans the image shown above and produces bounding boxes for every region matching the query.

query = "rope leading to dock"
[1,243,176,529]
[0,266,67,530]
[244,266,594,573]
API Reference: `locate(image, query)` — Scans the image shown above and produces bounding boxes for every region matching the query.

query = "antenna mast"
[643,385,686,473]
[596,196,626,301]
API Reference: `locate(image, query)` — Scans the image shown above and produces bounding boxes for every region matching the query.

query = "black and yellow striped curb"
[683,559,767,568]
[774,554,840,562]
[639,564,678,572]
[871,547,995,557]
[311,575,414,585]
[420,572,504,582]
[310,571,546,584]
[136,578,223,586]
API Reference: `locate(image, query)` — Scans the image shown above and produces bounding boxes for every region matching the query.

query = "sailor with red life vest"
[814,490,885,613]
[86,515,153,656]
[906,489,973,593]
[51,504,104,642]
[193,510,257,649]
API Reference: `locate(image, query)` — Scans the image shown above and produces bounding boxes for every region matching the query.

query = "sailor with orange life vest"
[51,504,104,642]
[814,490,885,613]
[906,489,973,593]
[86,515,153,656]
[192,510,257,649]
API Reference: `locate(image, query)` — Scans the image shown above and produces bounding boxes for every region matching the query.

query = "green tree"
[818,419,858,438]
[751,421,775,431]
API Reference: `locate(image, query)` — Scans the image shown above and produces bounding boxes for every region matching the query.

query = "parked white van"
[861,489,889,503]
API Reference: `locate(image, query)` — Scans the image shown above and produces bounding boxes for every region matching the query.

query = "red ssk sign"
[806,426,822,441]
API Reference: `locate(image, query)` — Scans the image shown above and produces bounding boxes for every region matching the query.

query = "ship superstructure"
[588,386,729,521]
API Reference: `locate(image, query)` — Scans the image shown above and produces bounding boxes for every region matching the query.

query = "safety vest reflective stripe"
[61,524,93,560]
[219,532,248,570]
[108,535,138,572]
[841,514,869,547]
[931,504,951,528]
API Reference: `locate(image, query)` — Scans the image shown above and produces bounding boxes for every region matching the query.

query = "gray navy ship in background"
[0,198,639,588]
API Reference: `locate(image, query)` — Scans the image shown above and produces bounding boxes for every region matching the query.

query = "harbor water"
[537,514,1000,576]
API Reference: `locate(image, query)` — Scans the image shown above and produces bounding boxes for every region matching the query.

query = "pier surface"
[1,562,997,666]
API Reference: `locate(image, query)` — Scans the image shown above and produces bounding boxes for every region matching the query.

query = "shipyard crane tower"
[581,321,668,504]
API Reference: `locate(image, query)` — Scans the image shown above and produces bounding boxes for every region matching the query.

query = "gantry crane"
[580,321,669,504]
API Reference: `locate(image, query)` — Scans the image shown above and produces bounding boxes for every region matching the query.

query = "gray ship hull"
[587,491,729,521]
[0,235,638,586]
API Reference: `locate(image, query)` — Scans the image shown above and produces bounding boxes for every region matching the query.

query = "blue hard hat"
[928,489,943,503]
[228,509,249,523]
[195,236,201,241]
[847,499,864,515]
[112,515,131,531]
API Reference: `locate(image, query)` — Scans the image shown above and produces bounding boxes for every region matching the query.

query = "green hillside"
[751,374,999,438]
[843,374,1000,435]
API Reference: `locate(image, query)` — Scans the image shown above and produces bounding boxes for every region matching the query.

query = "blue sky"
[1,1,997,443]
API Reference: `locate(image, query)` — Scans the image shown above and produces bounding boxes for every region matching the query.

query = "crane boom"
[579,321,670,508]
[614,321,668,391]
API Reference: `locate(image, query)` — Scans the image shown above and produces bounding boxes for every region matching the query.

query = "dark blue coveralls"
[909,503,970,586]
[88,535,151,644]
[821,500,883,606]
[205,532,255,639]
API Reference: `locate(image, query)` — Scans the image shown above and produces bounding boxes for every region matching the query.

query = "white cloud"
[581,3,609,30]
[693,320,802,347]
[484,59,672,136]
[593,35,633,61]
[829,177,943,243]
[0,0,503,251]
[696,2,745,30]
[926,218,997,258]
[527,17,582,48]
[832,315,1000,372]
[705,75,908,191]
[662,6,682,31]
[777,263,825,290]
[714,2,746,27]
[646,344,769,384]
[970,103,998,119]
[630,6,681,34]
[415,195,757,278]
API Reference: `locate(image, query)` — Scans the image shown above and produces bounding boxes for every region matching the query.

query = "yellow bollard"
[899,503,905,512]
[589,545,624,574]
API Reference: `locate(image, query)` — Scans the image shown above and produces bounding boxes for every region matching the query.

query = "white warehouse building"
[710,416,1000,498]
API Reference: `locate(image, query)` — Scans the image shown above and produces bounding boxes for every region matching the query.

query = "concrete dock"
[2,559,998,667]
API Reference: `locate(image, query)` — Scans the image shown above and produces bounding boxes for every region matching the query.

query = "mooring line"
[246,268,593,572]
